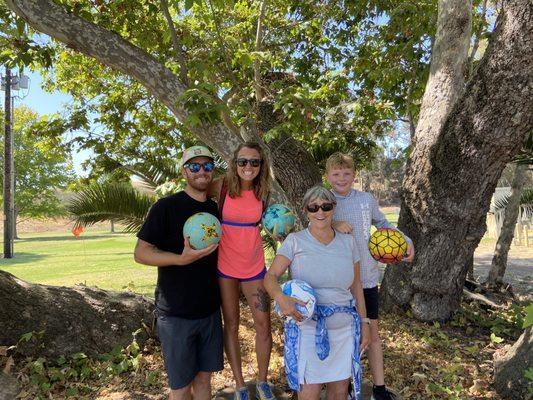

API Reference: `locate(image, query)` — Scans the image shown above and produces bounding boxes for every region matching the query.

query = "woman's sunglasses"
[236,158,262,167]
[306,203,335,213]
[183,161,215,173]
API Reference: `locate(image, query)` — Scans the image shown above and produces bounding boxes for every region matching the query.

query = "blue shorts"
[157,310,223,389]
[217,267,267,282]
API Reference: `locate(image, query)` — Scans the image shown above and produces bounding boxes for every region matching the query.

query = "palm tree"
[486,133,532,288]
[67,157,181,232]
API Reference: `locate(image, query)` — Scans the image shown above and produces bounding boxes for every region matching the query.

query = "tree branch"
[412,0,472,146]
[253,0,267,102]
[468,0,488,79]
[5,0,242,159]
[159,0,188,85]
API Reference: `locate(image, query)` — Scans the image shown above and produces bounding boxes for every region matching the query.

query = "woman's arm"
[264,255,306,322]
[207,176,224,200]
[350,261,370,351]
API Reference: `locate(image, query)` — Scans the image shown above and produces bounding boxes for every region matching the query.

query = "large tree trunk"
[486,164,528,287]
[0,270,154,359]
[381,0,533,321]
[493,326,533,399]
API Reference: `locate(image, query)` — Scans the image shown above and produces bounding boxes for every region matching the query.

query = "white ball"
[274,279,316,324]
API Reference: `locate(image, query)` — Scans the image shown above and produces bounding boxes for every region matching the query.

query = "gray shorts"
[157,309,223,389]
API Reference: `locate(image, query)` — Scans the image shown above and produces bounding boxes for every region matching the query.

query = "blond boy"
[325,153,414,400]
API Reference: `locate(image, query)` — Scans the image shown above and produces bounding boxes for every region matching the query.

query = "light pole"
[1,68,29,258]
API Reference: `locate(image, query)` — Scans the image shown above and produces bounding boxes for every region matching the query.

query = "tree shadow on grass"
[15,235,115,243]
[0,252,46,265]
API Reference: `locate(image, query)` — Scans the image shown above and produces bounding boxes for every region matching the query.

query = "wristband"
[361,317,371,325]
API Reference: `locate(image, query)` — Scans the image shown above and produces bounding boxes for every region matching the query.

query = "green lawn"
[0,230,157,297]
[0,212,401,297]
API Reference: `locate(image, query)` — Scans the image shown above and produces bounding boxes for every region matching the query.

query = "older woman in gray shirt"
[264,185,370,400]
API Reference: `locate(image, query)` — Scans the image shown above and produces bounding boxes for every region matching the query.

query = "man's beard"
[187,174,210,191]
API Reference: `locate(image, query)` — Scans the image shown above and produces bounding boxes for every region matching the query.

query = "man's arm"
[134,238,217,267]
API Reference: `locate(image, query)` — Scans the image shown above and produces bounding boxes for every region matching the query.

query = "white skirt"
[298,313,354,385]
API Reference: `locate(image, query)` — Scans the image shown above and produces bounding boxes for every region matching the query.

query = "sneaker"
[234,387,250,400]
[256,381,275,400]
[371,386,399,400]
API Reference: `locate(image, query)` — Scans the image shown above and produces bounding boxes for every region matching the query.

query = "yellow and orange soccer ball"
[368,228,408,264]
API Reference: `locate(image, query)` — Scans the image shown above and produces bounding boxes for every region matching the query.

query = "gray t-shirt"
[277,228,360,306]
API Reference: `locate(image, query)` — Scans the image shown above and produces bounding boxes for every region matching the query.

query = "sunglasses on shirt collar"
[183,161,215,173]
[306,202,335,213]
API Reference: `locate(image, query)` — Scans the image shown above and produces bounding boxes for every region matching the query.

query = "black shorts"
[157,309,223,389]
[363,286,379,320]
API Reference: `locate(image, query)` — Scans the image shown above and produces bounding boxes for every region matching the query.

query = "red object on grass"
[71,225,84,238]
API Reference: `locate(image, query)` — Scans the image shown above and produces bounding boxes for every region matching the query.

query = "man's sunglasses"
[236,158,262,168]
[306,202,335,213]
[183,161,215,173]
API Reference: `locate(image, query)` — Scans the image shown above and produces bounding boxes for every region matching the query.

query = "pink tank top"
[217,190,265,278]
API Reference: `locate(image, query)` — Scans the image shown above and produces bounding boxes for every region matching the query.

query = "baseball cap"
[181,145,214,166]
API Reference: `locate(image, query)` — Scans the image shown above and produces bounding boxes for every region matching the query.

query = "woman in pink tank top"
[209,142,275,400]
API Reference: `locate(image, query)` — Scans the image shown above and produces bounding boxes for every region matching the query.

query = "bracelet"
[361,317,371,325]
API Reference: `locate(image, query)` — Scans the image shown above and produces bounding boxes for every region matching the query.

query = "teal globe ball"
[262,204,295,237]
[183,212,221,249]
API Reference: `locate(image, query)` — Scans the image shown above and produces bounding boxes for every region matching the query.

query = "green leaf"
[525,368,533,381]
[523,304,533,328]
[184,0,196,11]
[490,333,504,344]
[20,332,33,342]
[15,17,25,37]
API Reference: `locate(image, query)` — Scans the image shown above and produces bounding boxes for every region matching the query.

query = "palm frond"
[124,160,179,188]
[67,182,156,233]
[494,188,533,219]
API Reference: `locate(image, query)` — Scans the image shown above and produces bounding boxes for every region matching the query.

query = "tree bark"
[13,208,18,240]
[493,326,533,399]
[0,270,154,359]
[486,164,528,287]
[381,0,533,321]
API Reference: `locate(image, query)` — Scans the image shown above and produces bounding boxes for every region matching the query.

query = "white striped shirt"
[332,189,409,288]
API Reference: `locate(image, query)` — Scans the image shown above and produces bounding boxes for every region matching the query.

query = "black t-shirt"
[137,191,221,319]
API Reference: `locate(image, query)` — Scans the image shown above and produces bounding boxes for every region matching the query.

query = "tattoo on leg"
[254,288,270,312]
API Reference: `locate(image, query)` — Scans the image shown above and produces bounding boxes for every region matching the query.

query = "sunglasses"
[183,161,215,173]
[306,202,335,213]
[236,158,262,168]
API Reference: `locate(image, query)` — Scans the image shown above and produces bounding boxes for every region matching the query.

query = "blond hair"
[226,142,271,201]
[325,152,355,172]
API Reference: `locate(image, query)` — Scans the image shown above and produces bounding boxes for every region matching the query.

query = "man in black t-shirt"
[134,145,222,400]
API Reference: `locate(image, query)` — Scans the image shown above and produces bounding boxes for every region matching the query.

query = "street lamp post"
[2,68,29,258]
[3,68,14,258]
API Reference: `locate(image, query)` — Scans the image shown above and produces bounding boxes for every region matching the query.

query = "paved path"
[472,242,532,299]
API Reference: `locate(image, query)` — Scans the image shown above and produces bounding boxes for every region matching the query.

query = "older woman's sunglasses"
[183,161,215,173]
[306,203,335,213]
[236,158,262,167]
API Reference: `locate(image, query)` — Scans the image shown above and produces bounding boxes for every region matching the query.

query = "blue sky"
[7,69,92,177]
